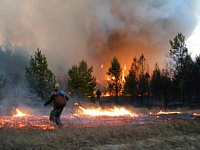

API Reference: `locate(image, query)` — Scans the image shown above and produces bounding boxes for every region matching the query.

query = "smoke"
[0,0,199,83]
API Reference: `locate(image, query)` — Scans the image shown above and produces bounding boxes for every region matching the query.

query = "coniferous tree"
[124,71,137,97]
[151,63,162,100]
[25,48,55,100]
[191,55,200,100]
[124,57,138,97]
[169,33,193,101]
[107,57,122,98]
[137,55,150,105]
[124,55,150,105]
[151,64,172,107]
[67,60,97,98]
[170,33,188,71]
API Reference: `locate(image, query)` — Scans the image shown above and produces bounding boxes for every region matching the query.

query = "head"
[54,83,60,90]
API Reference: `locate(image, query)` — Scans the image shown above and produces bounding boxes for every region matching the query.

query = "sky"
[187,20,200,57]
[0,0,200,83]
[186,0,200,57]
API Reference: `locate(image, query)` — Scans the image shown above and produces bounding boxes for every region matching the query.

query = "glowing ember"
[76,105,138,117]
[13,108,29,117]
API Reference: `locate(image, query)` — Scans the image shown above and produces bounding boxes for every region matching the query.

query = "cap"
[54,83,60,90]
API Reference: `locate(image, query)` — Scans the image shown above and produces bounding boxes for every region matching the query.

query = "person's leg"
[55,108,64,126]
[50,108,57,123]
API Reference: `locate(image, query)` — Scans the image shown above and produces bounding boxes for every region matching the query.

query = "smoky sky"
[0,0,199,82]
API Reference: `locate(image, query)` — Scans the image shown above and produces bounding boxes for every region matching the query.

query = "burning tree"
[67,60,97,99]
[124,55,150,105]
[107,57,122,98]
[25,48,55,100]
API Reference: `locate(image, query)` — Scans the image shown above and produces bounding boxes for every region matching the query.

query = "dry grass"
[1,118,200,150]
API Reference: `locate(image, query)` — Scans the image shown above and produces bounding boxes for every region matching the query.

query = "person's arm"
[65,93,69,101]
[44,92,54,106]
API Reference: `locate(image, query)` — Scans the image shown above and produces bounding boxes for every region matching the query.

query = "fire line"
[0,108,199,130]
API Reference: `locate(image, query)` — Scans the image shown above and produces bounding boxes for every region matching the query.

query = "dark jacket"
[96,90,101,98]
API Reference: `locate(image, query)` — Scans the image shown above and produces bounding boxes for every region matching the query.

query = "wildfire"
[0,106,199,130]
[3,108,55,130]
[122,65,127,83]
[13,108,29,117]
[75,105,138,117]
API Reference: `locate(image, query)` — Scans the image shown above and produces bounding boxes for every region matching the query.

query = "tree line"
[0,33,200,107]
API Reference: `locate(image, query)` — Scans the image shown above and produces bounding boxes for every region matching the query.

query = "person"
[96,89,101,101]
[44,83,69,128]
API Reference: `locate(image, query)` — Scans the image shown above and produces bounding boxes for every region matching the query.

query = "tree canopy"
[25,48,55,100]
[107,57,122,97]
[67,60,97,98]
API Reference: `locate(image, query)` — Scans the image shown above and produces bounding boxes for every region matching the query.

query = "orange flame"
[76,105,138,117]
[192,113,200,116]
[156,111,182,115]
[122,65,126,83]
[13,108,29,117]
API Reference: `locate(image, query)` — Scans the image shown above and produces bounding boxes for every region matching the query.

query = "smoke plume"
[0,0,199,83]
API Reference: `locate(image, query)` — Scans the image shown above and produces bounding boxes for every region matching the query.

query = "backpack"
[54,91,67,107]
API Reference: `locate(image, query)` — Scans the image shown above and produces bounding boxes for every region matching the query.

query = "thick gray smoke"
[0,0,199,83]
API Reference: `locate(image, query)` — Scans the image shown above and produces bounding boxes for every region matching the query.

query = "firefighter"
[44,83,69,128]
[96,89,102,101]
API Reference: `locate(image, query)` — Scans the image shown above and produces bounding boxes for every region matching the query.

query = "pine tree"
[150,64,173,107]
[169,33,188,71]
[124,55,150,105]
[25,48,55,100]
[67,60,97,98]
[169,33,193,101]
[124,71,137,97]
[137,55,150,105]
[107,57,122,98]
[124,57,138,97]
[151,63,162,100]
[194,55,200,99]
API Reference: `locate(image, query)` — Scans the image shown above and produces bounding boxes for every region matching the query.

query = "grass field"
[1,118,200,150]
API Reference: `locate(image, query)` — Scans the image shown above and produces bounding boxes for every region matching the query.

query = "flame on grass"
[75,103,138,117]
[156,111,182,115]
[13,108,29,117]
[192,113,200,116]
[149,111,182,115]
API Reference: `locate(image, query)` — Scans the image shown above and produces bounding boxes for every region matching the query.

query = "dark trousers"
[97,96,100,101]
[50,107,63,125]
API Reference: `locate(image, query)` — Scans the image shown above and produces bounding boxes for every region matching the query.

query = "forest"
[0,33,200,108]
